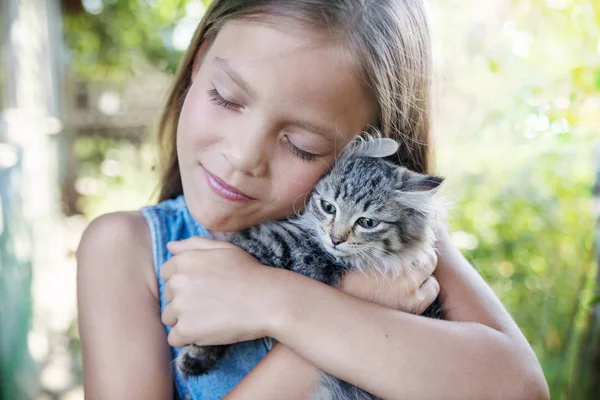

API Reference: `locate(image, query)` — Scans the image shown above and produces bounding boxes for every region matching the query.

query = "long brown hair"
[157,0,433,202]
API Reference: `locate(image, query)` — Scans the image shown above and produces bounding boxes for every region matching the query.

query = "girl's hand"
[339,249,439,314]
[160,237,281,348]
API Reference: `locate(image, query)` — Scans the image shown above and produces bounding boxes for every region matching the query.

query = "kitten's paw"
[176,344,230,378]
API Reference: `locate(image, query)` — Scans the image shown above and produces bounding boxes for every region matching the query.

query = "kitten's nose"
[330,235,345,246]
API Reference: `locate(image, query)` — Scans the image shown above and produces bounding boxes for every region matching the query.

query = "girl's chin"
[190,211,250,233]
[187,202,261,232]
[185,189,298,231]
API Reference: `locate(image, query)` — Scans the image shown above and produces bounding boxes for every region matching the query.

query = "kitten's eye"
[357,218,380,229]
[320,200,336,214]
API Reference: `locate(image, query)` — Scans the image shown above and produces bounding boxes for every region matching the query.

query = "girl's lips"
[201,166,253,202]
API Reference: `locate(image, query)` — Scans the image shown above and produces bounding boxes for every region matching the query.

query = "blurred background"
[0,0,598,399]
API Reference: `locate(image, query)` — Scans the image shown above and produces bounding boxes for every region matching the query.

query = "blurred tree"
[62,0,82,12]
[430,0,599,397]
[62,0,213,78]
[572,142,600,399]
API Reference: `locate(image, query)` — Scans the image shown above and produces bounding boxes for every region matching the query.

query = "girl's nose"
[222,122,270,177]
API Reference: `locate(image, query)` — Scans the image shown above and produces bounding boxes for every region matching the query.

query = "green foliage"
[439,136,595,398]
[431,0,600,397]
[73,135,158,218]
[63,0,213,78]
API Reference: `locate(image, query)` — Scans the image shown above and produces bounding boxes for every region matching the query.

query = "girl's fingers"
[161,238,228,279]
[168,328,186,349]
[426,249,438,272]
[409,249,438,284]
[160,259,175,280]
[414,275,440,314]
[161,303,178,328]
[163,281,173,302]
[167,236,234,254]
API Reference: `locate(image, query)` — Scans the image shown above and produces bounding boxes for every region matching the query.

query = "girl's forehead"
[205,19,377,140]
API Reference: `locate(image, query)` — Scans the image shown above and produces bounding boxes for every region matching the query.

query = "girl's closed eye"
[208,84,323,162]
[208,87,244,112]
[281,136,318,162]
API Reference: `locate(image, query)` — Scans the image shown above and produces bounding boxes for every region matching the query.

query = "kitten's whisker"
[353,248,374,275]
[376,248,413,277]
[365,248,389,284]
[292,191,311,217]
[357,247,378,268]
[373,254,414,304]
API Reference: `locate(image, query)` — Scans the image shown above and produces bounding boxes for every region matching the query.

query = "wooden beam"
[62,0,82,13]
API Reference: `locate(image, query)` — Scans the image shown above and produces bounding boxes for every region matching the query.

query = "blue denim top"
[141,194,271,399]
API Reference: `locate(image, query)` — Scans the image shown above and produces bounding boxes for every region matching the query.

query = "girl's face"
[177,20,376,232]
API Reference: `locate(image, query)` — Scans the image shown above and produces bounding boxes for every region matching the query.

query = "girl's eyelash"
[208,88,243,111]
[283,136,318,162]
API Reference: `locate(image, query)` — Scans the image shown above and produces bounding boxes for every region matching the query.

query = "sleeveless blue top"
[141,194,272,399]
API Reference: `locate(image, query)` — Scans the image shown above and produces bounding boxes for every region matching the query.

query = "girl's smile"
[200,164,254,202]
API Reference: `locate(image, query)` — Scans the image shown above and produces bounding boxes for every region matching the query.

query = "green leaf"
[589,294,600,307]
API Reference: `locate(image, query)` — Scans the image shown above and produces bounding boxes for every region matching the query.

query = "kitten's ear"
[398,168,444,194]
[344,135,399,159]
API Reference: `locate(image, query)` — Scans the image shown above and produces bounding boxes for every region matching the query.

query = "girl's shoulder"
[78,210,157,299]
[82,210,150,242]
[77,195,208,309]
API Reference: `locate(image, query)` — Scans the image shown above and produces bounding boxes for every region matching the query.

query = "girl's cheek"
[180,87,220,141]
[187,84,212,121]
[282,163,330,199]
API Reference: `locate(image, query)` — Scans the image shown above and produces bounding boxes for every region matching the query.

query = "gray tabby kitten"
[176,137,445,399]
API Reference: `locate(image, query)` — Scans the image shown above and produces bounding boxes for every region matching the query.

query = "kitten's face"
[303,156,442,264]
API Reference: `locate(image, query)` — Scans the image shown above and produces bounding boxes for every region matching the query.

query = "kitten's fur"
[175,137,445,399]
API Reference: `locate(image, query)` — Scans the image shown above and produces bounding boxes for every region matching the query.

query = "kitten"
[175,137,445,398]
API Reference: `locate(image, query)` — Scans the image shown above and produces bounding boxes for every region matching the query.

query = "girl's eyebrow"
[291,120,337,141]
[213,57,257,98]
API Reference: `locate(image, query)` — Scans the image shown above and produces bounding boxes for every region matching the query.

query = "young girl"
[77,1,549,399]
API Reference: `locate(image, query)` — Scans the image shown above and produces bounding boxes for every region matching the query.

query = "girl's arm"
[226,270,439,400]
[77,212,173,400]
[226,227,549,400]
[225,343,321,399]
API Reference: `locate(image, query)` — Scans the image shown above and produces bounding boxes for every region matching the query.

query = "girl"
[77,1,549,399]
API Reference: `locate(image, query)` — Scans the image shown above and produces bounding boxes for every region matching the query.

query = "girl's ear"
[191,38,214,82]
[398,168,444,194]
[344,136,399,159]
